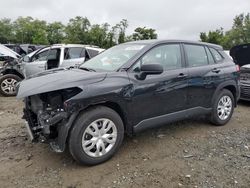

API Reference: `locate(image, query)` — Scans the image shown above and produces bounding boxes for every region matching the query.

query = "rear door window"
[184,44,208,67]
[64,47,85,60]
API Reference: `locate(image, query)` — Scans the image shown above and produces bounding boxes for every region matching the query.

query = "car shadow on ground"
[238,100,250,107]
[52,116,213,169]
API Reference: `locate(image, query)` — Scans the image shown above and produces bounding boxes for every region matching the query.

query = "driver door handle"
[212,68,221,73]
[177,73,187,78]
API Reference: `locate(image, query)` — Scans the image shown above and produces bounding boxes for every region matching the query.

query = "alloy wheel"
[1,78,17,95]
[217,96,232,121]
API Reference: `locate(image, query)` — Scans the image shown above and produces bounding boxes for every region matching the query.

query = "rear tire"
[0,74,22,96]
[69,106,124,165]
[210,89,234,126]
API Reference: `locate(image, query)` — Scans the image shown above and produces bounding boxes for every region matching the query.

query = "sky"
[0,0,250,40]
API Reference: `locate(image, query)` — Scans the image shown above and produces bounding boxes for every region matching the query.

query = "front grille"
[240,84,250,99]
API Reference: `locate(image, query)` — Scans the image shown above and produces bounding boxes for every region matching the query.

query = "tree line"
[200,13,250,50]
[0,16,157,49]
[0,13,249,50]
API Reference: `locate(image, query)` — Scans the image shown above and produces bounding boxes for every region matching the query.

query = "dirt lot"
[0,96,249,188]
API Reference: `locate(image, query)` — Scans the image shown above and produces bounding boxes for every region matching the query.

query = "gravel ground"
[0,96,249,188]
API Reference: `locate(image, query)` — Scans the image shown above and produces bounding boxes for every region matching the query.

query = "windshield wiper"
[79,67,96,72]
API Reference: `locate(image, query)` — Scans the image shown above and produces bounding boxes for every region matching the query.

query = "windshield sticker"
[125,45,145,51]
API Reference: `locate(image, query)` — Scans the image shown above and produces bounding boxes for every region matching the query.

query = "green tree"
[106,25,119,48]
[88,23,109,48]
[132,27,157,40]
[0,18,14,43]
[226,13,250,46]
[13,17,48,44]
[31,19,48,44]
[200,28,224,44]
[200,13,250,49]
[64,16,90,44]
[14,17,34,43]
[47,22,65,44]
[117,19,128,44]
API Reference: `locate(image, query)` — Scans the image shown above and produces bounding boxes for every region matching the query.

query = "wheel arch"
[57,100,129,153]
[2,69,24,79]
[212,80,239,107]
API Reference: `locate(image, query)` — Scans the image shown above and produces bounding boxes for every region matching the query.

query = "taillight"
[236,65,240,72]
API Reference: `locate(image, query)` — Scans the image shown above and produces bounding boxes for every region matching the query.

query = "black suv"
[17,40,240,165]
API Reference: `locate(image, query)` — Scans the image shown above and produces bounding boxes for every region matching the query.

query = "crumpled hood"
[16,68,107,98]
[0,44,20,59]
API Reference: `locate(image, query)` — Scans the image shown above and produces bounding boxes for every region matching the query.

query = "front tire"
[69,106,124,165]
[0,74,22,96]
[210,89,234,126]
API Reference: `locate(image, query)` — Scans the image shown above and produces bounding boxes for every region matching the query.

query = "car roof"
[51,44,103,49]
[125,39,223,50]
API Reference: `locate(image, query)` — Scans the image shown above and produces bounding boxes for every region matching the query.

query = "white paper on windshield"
[125,45,145,51]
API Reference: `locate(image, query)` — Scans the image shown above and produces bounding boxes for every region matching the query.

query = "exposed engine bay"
[23,87,82,143]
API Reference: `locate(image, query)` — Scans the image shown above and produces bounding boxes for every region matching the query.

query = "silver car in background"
[21,44,104,78]
[0,44,104,96]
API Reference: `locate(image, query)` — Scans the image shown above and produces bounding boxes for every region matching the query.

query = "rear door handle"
[177,73,187,78]
[212,68,221,73]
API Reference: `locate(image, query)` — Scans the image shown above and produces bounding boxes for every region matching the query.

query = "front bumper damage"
[22,88,82,152]
[23,103,80,152]
[23,106,72,152]
[16,68,107,153]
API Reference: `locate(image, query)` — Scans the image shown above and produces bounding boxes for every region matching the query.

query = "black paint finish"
[18,40,240,152]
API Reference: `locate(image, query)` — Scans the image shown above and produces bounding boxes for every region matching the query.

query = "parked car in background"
[17,40,240,165]
[0,44,104,96]
[3,44,43,57]
[0,44,22,96]
[21,44,104,78]
[230,43,250,101]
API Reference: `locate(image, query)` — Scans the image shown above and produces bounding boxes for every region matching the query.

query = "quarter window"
[205,47,215,64]
[184,44,208,67]
[209,48,223,62]
[87,49,99,58]
[135,44,182,71]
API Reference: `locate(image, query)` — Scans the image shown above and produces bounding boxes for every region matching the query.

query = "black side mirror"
[135,63,163,80]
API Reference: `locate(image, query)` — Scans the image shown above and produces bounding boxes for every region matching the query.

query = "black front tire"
[69,106,124,166]
[210,89,234,126]
[0,74,22,97]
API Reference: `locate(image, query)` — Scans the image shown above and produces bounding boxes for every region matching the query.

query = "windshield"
[80,44,145,71]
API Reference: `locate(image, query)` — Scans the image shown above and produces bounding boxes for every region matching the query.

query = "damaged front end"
[23,87,82,152]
